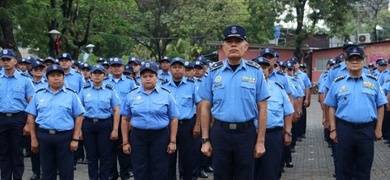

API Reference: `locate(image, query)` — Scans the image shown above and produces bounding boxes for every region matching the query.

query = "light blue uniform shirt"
[288,75,304,98]
[25,86,85,131]
[120,85,179,130]
[158,71,172,81]
[255,80,294,128]
[269,70,292,95]
[325,62,370,90]
[79,83,121,119]
[65,68,85,93]
[285,74,298,99]
[32,78,48,90]
[198,60,270,122]
[324,74,387,123]
[378,69,390,85]
[104,75,136,102]
[295,70,312,93]
[317,71,328,94]
[162,78,201,120]
[0,71,35,113]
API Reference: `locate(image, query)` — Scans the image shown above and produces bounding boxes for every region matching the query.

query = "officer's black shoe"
[333,173,336,177]
[198,170,208,178]
[285,162,294,168]
[108,176,118,180]
[290,147,295,153]
[205,166,214,173]
[129,171,134,177]
[30,174,40,180]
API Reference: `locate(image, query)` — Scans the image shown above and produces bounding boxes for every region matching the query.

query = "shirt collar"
[221,59,246,71]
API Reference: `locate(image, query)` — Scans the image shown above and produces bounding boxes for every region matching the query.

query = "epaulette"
[363,66,369,69]
[334,75,346,82]
[160,86,171,93]
[187,77,195,83]
[386,78,390,83]
[75,71,82,74]
[20,73,28,77]
[160,78,169,84]
[83,83,91,89]
[105,84,114,90]
[276,71,285,76]
[332,64,341,69]
[204,72,208,77]
[245,60,261,69]
[134,81,140,86]
[35,87,45,93]
[366,74,378,81]
[275,81,284,89]
[130,87,139,92]
[210,62,223,71]
[65,87,77,93]
[126,76,133,80]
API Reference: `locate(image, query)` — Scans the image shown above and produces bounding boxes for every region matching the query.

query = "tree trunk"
[0,18,21,60]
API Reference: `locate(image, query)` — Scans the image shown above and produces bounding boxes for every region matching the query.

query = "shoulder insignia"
[332,64,341,69]
[210,62,223,71]
[334,75,346,82]
[276,71,285,75]
[386,78,390,83]
[83,83,91,89]
[134,81,140,86]
[366,74,378,81]
[275,81,284,89]
[160,86,171,93]
[75,71,81,74]
[20,73,28,77]
[35,87,46,93]
[160,78,169,84]
[187,77,195,83]
[130,87,139,92]
[126,76,133,80]
[204,72,208,77]
[65,87,77,93]
[245,60,260,69]
[363,66,368,69]
[105,84,114,90]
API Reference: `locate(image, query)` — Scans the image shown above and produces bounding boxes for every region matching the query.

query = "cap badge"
[62,53,67,57]
[265,48,269,53]
[185,62,189,65]
[3,50,7,54]
[53,65,57,70]
[353,48,357,53]
[231,26,237,34]
[145,63,150,68]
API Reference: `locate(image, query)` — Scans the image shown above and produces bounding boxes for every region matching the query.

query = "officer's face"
[18,63,28,71]
[260,64,269,78]
[59,59,72,70]
[263,54,275,67]
[91,71,104,83]
[286,68,294,76]
[185,68,194,78]
[160,61,171,71]
[1,58,17,70]
[31,67,45,77]
[81,68,90,79]
[346,55,364,71]
[222,37,248,61]
[141,70,157,90]
[47,71,64,89]
[170,63,184,80]
[110,64,124,76]
[130,62,141,74]
[194,66,205,78]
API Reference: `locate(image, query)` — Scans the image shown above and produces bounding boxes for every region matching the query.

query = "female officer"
[25,64,85,180]
[121,61,179,180]
[79,65,121,180]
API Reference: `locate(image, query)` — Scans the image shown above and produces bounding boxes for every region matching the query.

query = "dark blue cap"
[368,63,375,67]
[109,57,123,66]
[97,57,106,63]
[342,41,358,51]
[184,61,194,69]
[80,63,91,70]
[194,60,204,67]
[195,55,209,65]
[376,58,385,64]
[260,48,275,57]
[58,53,72,60]
[102,61,109,66]
[290,57,299,64]
[159,56,170,63]
[378,59,388,66]
[31,60,45,69]
[43,56,56,63]
[91,65,105,73]
[346,47,364,59]
[274,52,280,58]
[124,65,134,74]
[129,57,141,65]
[327,59,336,66]
[0,49,16,59]
[335,54,343,64]
[252,56,269,65]
[27,56,38,64]
[46,64,64,76]
[140,61,158,74]
[279,61,285,67]
[286,61,294,69]
[223,25,247,41]
[170,57,184,65]
[300,64,306,68]
[20,58,31,64]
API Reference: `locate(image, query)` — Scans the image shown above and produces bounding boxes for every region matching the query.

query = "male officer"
[325,47,387,179]
[184,61,195,79]
[43,56,56,68]
[0,49,35,180]
[58,53,85,92]
[198,25,270,180]
[18,58,32,77]
[164,57,201,180]
[159,56,172,80]
[378,58,390,85]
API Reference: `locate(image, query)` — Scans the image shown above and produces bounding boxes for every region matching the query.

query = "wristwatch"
[201,137,210,144]
[284,131,292,137]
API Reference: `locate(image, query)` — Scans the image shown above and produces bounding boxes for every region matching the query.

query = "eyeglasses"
[347,58,363,62]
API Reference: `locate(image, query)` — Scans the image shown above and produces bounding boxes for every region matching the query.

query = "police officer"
[79,65,121,180]
[198,25,270,180]
[97,57,106,65]
[0,49,35,180]
[58,52,85,93]
[123,65,135,79]
[18,58,32,77]
[80,63,92,83]
[25,64,85,180]
[324,47,387,179]
[368,63,375,73]
[159,56,172,80]
[128,57,142,85]
[121,61,179,179]
[163,57,201,180]
[252,56,294,180]
[184,61,195,79]
[43,56,56,69]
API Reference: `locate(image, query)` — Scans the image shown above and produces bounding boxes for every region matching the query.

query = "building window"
[316,57,331,71]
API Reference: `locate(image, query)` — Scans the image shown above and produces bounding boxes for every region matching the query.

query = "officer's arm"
[376,105,384,134]
[112,106,120,132]
[328,107,336,132]
[169,118,178,144]
[73,114,84,140]
[200,100,211,138]
[27,114,37,141]
[256,99,267,143]
[121,116,131,144]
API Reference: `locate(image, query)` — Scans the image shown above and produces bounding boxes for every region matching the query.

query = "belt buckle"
[49,130,56,135]
[229,123,237,130]
[93,119,99,123]
[6,113,12,117]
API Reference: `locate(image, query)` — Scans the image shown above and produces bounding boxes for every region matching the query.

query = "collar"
[221,59,246,71]
[140,85,160,94]
[1,70,20,79]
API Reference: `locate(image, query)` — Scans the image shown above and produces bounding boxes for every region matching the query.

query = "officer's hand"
[201,142,212,157]
[284,134,292,146]
[192,125,200,138]
[330,131,337,143]
[375,129,382,141]
[122,143,131,155]
[167,142,176,154]
[23,124,30,136]
[110,130,118,140]
[70,141,79,152]
[322,118,330,129]
[254,142,265,158]
[79,132,83,140]
[31,139,39,153]
[304,100,310,107]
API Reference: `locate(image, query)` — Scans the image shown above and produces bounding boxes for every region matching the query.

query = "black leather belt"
[0,112,23,117]
[133,127,168,135]
[213,119,254,130]
[266,126,283,133]
[38,128,71,135]
[85,117,110,123]
[336,117,375,129]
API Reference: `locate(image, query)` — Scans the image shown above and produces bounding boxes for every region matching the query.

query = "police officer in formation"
[198,25,270,180]
[79,65,121,180]
[121,61,179,179]
[25,64,85,180]
[58,53,85,93]
[325,47,386,179]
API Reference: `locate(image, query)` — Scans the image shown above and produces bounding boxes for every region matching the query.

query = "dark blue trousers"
[254,129,283,180]
[110,118,131,179]
[83,118,113,180]
[38,129,74,180]
[131,127,170,180]
[169,118,195,180]
[382,105,390,139]
[30,151,40,175]
[210,124,256,180]
[0,112,26,180]
[336,120,375,180]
